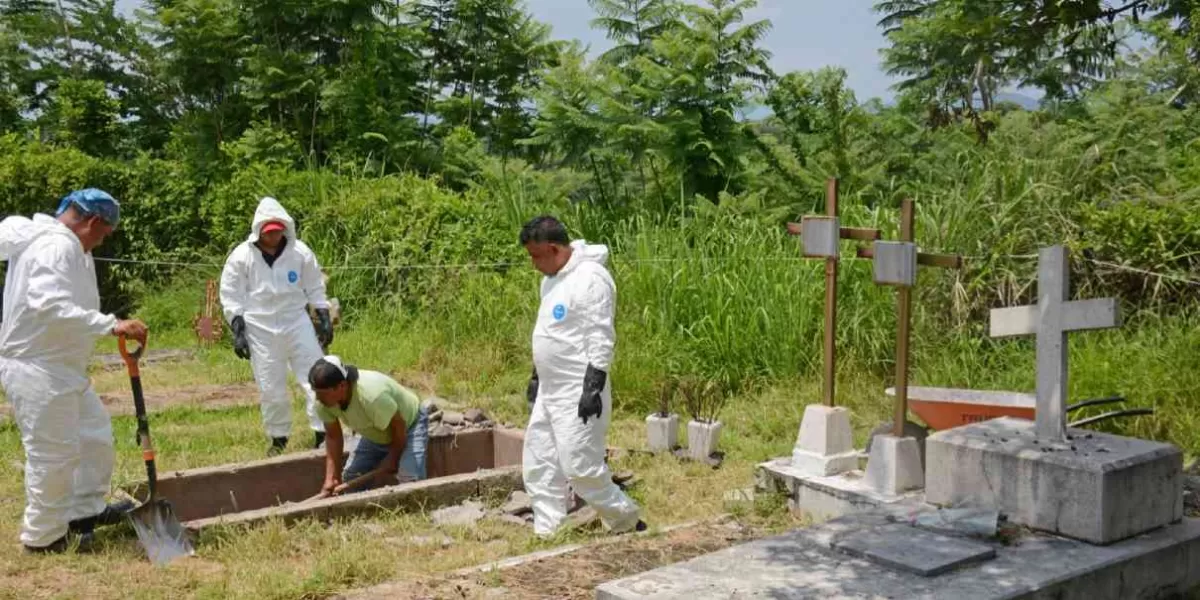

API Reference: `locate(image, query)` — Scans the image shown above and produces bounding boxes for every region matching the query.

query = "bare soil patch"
[342,518,762,600]
[0,382,258,418]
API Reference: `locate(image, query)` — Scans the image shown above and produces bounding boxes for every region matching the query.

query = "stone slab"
[926,417,1183,545]
[831,523,995,576]
[596,510,1200,600]
[757,458,922,522]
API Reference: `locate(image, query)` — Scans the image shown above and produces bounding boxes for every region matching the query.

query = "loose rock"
[428,423,455,438]
[500,491,532,516]
[404,534,455,548]
[441,411,466,426]
[565,506,600,530]
[432,500,486,527]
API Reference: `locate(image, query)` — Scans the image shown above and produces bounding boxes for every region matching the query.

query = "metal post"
[893,199,914,437]
[823,178,839,407]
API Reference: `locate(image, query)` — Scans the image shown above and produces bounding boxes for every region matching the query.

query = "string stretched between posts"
[92,253,1199,287]
[1083,258,1200,287]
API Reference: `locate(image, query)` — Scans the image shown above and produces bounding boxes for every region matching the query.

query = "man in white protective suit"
[520,215,645,537]
[220,197,333,456]
[0,188,149,554]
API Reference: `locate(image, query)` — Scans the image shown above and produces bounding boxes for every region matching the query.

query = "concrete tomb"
[927,245,1181,545]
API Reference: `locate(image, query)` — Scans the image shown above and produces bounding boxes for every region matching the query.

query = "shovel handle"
[118,334,147,376]
[121,334,158,496]
[305,469,387,502]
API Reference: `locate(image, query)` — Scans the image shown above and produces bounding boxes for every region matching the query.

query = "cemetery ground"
[0,315,1197,599]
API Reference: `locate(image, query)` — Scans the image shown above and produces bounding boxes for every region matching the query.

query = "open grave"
[125,425,526,533]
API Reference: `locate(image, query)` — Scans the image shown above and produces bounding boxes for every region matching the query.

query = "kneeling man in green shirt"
[308,355,429,495]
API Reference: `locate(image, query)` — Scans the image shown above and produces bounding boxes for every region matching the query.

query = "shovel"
[119,334,195,566]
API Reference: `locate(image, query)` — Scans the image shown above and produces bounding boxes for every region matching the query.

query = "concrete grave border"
[123,427,526,532]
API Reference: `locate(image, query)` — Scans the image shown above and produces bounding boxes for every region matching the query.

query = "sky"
[114,0,900,102]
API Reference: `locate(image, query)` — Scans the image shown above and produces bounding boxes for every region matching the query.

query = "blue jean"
[343,407,429,490]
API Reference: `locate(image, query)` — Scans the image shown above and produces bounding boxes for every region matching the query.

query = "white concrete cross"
[989,246,1121,441]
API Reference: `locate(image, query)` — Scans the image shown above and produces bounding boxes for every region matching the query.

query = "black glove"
[526,367,539,409]
[579,364,606,424]
[231,316,250,360]
[316,308,333,347]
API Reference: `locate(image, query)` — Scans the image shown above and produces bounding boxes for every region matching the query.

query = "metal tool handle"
[304,468,386,502]
[120,334,158,498]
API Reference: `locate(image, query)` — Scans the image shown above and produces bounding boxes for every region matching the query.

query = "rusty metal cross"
[856,199,962,437]
[786,179,881,407]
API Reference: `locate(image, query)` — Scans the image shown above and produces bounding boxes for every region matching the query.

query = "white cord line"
[1084,258,1200,287]
[92,254,1199,286]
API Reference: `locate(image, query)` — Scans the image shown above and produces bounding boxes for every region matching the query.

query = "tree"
[876,0,1194,118]
[654,0,773,201]
[52,77,121,155]
[418,0,559,159]
[153,0,248,156]
[588,0,679,66]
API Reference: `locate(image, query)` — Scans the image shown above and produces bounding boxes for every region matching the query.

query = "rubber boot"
[69,498,136,534]
[314,431,325,449]
[268,436,288,456]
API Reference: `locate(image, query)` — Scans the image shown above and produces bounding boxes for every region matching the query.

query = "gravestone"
[988,246,1119,440]
[926,245,1182,544]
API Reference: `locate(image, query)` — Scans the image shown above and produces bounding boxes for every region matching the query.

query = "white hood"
[0,214,75,262]
[247,197,297,243]
[557,239,609,276]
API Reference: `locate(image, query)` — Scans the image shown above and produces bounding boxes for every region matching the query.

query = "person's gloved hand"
[316,308,333,347]
[527,367,539,409]
[579,364,606,424]
[231,316,250,360]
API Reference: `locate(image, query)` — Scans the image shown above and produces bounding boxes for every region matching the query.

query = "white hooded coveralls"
[0,214,119,548]
[219,198,329,438]
[523,240,640,536]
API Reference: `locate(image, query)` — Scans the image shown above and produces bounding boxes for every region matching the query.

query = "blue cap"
[56,188,120,228]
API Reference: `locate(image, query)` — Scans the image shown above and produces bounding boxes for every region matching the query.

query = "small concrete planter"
[646,413,680,452]
[687,419,723,461]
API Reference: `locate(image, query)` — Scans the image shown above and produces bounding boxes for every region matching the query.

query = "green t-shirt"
[316,370,420,445]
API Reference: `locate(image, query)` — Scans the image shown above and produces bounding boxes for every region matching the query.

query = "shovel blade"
[129,499,194,566]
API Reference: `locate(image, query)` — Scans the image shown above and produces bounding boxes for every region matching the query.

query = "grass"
[0,275,1196,598]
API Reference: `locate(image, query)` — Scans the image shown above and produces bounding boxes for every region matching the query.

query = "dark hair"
[308,358,359,390]
[519,215,569,246]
